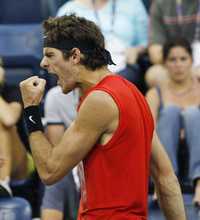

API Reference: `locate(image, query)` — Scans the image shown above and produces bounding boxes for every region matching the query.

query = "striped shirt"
[149,0,200,44]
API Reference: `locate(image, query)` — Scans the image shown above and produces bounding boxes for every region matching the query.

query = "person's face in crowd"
[165,46,193,83]
[40,47,80,94]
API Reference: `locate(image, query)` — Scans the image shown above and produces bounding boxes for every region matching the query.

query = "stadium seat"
[0,197,32,220]
[11,172,44,218]
[0,23,43,86]
[0,0,54,24]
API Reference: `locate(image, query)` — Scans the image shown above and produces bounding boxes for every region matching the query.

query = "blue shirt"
[57,0,148,47]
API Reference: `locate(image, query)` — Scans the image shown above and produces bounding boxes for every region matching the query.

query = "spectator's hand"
[145,64,168,88]
[20,76,46,108]
[125,46,145,65]
[148,44,163,64]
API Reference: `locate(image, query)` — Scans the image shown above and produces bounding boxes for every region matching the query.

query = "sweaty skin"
[20,45,186,220]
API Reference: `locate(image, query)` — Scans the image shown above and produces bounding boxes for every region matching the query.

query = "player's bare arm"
[46,124,65,145]
[150,131,187,220]
[20,76,118,184]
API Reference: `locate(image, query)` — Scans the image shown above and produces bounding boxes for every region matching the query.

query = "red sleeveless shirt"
[77,75,154,220]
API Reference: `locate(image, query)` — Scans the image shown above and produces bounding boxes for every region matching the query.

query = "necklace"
[168,81,194,97]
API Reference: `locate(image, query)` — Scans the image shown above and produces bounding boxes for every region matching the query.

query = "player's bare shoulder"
[80,90,119,119]
[78,90,119,135]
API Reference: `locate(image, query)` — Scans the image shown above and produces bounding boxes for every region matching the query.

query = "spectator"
[146,37,200,206]
[57,0,148,88]
[147,0,200,87]
[41,87,80,220]
[0,64,35,197]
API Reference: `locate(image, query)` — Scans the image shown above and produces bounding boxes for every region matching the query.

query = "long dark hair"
[163,37,192,61]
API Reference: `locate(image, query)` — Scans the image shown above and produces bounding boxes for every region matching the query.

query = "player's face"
[40,48,77,94]
[165,46,193,83]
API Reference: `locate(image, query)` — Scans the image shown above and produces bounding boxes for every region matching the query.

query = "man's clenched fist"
[20,76,46,108]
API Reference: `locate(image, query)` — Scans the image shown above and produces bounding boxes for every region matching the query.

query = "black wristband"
[24,105,44,134]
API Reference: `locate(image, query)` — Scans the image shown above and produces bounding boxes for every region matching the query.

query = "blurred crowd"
[1,0,200,219]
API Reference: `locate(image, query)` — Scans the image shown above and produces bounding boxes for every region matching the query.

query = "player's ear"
[71,48,81,64]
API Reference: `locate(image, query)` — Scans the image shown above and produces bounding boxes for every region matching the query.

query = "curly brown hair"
[43,14,108,70]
